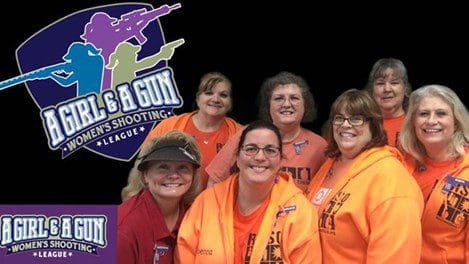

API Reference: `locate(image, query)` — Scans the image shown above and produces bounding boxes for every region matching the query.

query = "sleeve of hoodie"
[366,194,423,263]
[174,196,204,263]
[284,197,322,264]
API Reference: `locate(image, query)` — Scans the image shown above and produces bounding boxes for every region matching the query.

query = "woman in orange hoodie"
[144,72,242,189]
[307,89,423,263]
[175,120,321,263]
[365,58,412,146]
[399,84,469,263]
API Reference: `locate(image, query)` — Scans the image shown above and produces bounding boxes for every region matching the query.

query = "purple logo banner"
[0,205,117,264]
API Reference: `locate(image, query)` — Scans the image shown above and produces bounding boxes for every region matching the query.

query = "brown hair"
[324,89,387,157]
[258,71,317,123]
[195,72,232,111]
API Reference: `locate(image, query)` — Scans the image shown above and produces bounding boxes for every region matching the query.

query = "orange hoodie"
[175,171,322,263]
[404,150,469,263]
[307,146,424,263]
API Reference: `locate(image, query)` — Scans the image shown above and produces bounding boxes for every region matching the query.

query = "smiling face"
[196,81,231,116]
[237,128,281,186]
[414,96,455,156]
[269,84,305,127]
[372,68,406,117]
[143,160,194,203]
[196,81,232,117]
[333,106,372,160]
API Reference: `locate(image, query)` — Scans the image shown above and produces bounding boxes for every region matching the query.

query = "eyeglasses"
[332,115,367,126]
[271,96,303,106]
[241,144,280,158]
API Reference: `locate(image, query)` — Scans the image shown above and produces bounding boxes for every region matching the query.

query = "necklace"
[327,158,339,178]
[282,128,302,143]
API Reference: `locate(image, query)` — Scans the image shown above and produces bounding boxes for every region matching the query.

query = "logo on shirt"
[312,187,332,206]
[436,176,469,228]
[293,139,308,155]
[281,166,311,187]
[153,245,169,264]
[244,231,283,263]
[0,2,185,161]
[319,191,350,234]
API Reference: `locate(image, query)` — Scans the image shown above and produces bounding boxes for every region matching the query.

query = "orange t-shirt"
[383,114,405,146]
[234,196,270,263]
[404,150,469,264]
[185,118,229,188]
[412,157,460,200]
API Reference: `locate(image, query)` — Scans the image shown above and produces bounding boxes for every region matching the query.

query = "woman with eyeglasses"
[175,120,321,263]
[207,71,327,192]
[399,85,469,263]
[118,131,202,264]
[306,89,423,263]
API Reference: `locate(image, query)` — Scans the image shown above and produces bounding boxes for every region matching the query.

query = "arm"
[138,39,184,70]
[285,199,322,264]
[49,72,76,87]
[206,130,242,183]
[367,197,422,263]
[174,200,202,263]
[206,176,217,188]
[117,231,137,264]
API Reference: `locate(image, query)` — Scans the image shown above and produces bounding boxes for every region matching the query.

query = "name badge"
[312,187,332,206]
[442,175,469,194]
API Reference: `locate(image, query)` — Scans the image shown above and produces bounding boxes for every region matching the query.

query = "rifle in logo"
[0,62,71,91]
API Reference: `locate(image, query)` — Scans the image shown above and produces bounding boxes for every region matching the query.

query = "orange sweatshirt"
[307,146,424,263]
[175,171,322,263]
[207,127,327,192]
[404,150,469,263]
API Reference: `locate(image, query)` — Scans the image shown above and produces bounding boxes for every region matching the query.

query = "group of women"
[117,59,469,263]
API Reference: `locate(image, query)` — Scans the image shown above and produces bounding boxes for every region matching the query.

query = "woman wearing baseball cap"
[118,130,202,264]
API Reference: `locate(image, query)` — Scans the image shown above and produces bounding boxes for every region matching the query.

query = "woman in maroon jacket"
[118,130,202,264]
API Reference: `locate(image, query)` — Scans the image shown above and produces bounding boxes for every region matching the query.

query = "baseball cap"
[137,139,200,171]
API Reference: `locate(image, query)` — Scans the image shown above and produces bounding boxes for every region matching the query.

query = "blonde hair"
[400,84,469,162]
[121,130,202,205]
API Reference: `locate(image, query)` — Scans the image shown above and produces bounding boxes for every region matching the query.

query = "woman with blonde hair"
[118,130,202,264]
[400,84,469,263]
